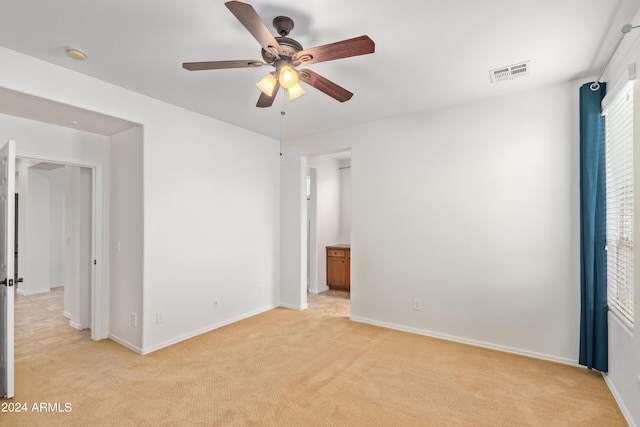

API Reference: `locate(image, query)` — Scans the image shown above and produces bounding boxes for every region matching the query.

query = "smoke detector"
[489,61,530,83]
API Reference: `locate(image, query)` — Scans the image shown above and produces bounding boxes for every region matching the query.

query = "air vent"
[489,61,530,83]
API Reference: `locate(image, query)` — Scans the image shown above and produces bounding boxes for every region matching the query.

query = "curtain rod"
[591,24,638,91]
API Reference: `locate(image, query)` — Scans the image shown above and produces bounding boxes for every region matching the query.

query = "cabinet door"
[327,256,346,289]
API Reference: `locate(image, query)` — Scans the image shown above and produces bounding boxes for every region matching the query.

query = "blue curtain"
[579,82,608,372]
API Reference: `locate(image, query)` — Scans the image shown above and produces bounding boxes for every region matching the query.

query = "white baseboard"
[603,373,638,427]
[16,288,50,296]
[307,285,330,294]
[108,334,143,355]
[140,304,278,355]
[69,320,81,330]
[69,320,89,331]
[63,311,71,319]
[280,302,308,310]
[349,315,579,367]
[49,284,64,289]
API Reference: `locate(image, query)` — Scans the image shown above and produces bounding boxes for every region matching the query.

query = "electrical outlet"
[213,299,219,310]
[131,313,138,327]
[156,312,164,324]
[413,299,422,311]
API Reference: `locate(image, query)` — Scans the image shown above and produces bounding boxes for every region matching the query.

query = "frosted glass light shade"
[288,83,305,100]
[256,73,277,96]
[278,65,298,89]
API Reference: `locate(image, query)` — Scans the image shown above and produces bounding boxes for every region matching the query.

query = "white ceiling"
[0,0,639,139]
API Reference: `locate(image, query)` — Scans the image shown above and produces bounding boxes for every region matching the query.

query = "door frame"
[16,151,105,341]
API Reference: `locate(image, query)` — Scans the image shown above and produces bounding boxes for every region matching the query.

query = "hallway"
[306,289,350,317]
[14,287,90,362]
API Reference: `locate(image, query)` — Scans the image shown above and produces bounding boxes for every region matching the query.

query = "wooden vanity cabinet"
[326,245,350,291]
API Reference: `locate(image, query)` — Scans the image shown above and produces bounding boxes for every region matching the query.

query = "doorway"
[14,159,94,336]
[306,151,351,309]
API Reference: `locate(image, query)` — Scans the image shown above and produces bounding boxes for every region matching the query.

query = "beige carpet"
[3,289,626,426]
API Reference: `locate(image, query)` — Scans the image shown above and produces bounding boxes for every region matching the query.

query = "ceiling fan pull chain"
[279,93,286,156]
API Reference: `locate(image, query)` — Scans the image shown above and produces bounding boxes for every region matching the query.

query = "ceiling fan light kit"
[277,64,298,89]
[182,1,375,108]
[256,73,277,97]
[287,82,305,100]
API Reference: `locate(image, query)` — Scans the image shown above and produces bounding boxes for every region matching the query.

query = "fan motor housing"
[260,16,303,63]
[262,36,303,63]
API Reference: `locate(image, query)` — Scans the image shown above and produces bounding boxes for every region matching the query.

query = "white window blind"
[604,81,634,324]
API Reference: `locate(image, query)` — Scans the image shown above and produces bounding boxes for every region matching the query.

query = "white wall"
[109,126,144,351]
[142,107,280,353]
[17,164,66,295]
[22,165,66,295]
[290,81,580,366]
[339,160,352,244]
[49,167,65,287]
[24,168,50,295]
[280,142,307,309]
[1,46,281,354]
[64,165,92,330]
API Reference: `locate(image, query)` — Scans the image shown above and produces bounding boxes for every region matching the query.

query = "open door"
[0,140,15,399]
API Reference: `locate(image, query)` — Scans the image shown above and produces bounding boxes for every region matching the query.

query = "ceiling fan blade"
[296,35,375,65]
[298,69,353,102]
[225,1,282,56]
[256,81,281,108]
[183,60,264,71]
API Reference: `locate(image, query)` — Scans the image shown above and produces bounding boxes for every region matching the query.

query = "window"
[604,81,634,324]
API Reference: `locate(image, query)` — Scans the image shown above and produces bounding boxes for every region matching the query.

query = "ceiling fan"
[182,1,375,108]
